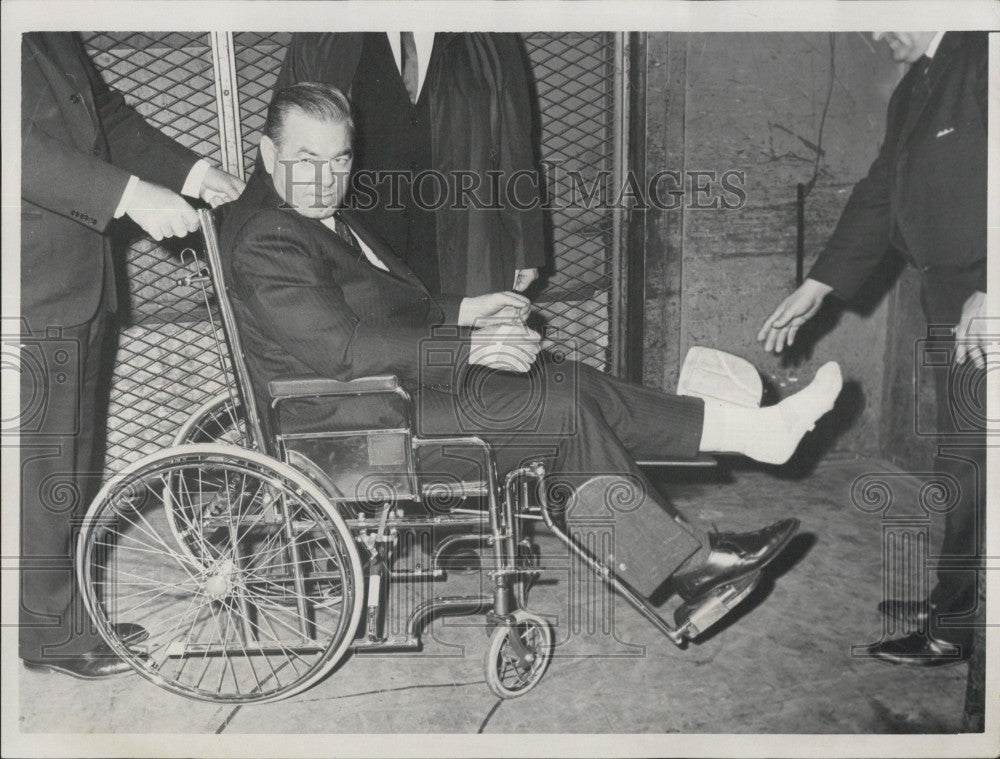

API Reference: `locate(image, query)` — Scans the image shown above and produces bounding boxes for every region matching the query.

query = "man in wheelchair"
[221,81,843,610]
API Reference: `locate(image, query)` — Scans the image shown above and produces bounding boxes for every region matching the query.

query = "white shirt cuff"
[113,175,141,219]
[181,159,210,198]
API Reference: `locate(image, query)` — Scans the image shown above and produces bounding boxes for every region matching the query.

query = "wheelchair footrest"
[350,635,420,651]
[673,571,761,640]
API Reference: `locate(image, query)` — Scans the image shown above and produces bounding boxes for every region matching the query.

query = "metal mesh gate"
[82,32,624,474]
[524,33,620,372]
[83,33,235,475]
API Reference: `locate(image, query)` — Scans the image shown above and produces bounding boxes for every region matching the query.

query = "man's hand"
[955,290,988,369]
[200,166,246,207]
[458,291,531,327]
[513,268,539,292]
[757,278,834,353]
[123,180,200,240]
[469,321,542,373]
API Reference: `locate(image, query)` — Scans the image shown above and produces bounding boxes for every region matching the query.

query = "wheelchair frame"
[76,208,760,704]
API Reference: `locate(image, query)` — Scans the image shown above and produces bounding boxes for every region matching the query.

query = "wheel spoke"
[80,448,360,703]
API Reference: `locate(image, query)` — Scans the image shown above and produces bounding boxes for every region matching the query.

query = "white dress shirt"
[924,31,946,59]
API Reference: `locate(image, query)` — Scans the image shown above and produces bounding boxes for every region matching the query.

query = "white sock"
[699,362,843,465]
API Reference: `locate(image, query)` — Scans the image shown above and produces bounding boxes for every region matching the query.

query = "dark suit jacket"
[273,32,546,296]
[21,32,198,327]
[221,171,467,415]
[809,32,987,310]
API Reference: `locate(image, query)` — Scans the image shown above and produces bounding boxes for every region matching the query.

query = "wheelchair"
[76,208,764,704]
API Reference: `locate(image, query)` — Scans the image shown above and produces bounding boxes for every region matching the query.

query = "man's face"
[872,32,937,63]
[261,108,353,220]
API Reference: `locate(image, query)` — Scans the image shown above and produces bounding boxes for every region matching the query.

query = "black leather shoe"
[877,599,930,628]
[671,518,799,601]
[21,644,146,680]
[20,623,149,680]
[862,633,969,667]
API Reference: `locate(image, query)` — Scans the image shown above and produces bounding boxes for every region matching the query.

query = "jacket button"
[921,265,932,273]
[70,93,82,103]
[409,116,418,126]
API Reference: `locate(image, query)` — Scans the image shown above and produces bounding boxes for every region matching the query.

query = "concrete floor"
[16,455,975,736]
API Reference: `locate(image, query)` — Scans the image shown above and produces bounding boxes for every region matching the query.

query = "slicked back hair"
[264,82,354,147]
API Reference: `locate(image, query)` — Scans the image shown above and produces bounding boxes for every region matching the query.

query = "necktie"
[332,213,390,272]
[400,32,419,104]
[908,55,932,118]
[332,212,362,255]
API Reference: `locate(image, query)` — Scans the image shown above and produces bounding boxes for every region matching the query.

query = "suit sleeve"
[806,140,892,301]
[232,212,458,386]
[492,33,546,271]
[21,119,132,232]
[79,35,198,192]
[435,293,464,323]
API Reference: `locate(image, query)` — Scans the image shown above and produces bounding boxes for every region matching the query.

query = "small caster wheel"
[484,610,553,698]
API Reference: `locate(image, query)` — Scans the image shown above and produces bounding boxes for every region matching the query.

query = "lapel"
[337,210,430,290]
[897,33,957,148]
[253,169,431,292]
[23,33,100,150]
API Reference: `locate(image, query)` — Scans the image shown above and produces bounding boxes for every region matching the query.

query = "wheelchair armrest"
[635,453,717,468]
[268,374,402,399]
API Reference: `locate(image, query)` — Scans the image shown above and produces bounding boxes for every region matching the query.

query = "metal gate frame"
[206,32,632,375]
[84,31,634,471]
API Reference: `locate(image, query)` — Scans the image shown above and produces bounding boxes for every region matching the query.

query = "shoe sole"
[679,518,800,603]
[21,660,136,681]
[870,653,969,668]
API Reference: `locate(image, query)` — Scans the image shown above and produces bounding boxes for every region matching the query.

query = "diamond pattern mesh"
[81,32,619,471]
[524,33,616,371]
[84,33,220,160]
[80,33,232,475]
[233,33,291,173]
[103,240,236,470]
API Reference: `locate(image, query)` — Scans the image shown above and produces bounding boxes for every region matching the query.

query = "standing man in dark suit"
[758,32,988,665]
[222,83,851,616]
[19,32,245,678]
[273,32,546,297]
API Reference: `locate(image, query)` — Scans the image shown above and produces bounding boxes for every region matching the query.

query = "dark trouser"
[19,307,112,661]
[920,271,987,648]
[415,356,707,595]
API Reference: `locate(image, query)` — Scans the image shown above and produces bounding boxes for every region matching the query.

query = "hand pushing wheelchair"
[76,209,764,704]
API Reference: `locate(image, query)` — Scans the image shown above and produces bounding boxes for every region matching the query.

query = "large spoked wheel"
[173,393,249,448]
[484,610,553,698]
[167,394,250,558]
[77,444,363,703]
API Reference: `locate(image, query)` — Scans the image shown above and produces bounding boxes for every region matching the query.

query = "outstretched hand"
[757,278,833,353]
